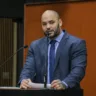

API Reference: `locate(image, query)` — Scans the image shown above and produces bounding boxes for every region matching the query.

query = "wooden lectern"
[0,87,83,96]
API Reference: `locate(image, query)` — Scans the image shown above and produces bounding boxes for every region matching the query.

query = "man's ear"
[59,19,62,27]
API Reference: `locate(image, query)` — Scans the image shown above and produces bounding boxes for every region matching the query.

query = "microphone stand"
[44,33,49,89]
[44,73,47,88]
[0,45,28,68]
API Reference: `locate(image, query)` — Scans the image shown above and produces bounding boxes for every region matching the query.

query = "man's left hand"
[51,79,66,90]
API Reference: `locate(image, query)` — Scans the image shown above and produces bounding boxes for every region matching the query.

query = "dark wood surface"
[0,87,83,96]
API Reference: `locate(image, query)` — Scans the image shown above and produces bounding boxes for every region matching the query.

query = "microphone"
[0,45,28,68]
[43,32,49,89]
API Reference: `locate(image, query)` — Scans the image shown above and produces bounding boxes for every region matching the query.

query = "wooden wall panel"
[24,1,96,96]
[0,18,13,86]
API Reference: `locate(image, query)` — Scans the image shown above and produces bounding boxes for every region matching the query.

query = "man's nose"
[46,24,51,29]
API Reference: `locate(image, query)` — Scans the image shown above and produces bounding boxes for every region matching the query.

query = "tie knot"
[50,40,56,45]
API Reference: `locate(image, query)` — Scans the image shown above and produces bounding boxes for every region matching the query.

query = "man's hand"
[51,79,66,90]
[20,79,32,89]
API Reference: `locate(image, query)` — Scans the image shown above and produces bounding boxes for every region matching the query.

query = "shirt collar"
[55,30,64,43]
[48,30,64,43]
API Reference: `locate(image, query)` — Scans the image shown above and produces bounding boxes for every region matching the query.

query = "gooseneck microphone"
[44,31,49,89]
[0,45,28,68]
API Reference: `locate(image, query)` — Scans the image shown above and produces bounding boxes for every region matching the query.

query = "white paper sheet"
[28,82,51,89]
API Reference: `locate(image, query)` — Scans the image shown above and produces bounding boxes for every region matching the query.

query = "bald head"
[41,10,62,39]
[41,10,60,20]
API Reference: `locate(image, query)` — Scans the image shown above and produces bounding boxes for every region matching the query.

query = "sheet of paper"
[28,82,51,89]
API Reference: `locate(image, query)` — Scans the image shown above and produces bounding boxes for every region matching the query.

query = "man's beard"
[44,24,60,39]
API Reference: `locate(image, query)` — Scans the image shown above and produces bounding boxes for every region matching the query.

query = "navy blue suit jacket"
[19,31,87,88]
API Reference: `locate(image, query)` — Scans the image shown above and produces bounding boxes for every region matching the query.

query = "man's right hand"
[20,79,32,89]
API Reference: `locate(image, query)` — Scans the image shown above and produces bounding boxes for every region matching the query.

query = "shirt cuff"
[62,81,68,89]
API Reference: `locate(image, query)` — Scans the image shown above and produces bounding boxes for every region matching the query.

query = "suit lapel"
[53,31,69,72]
[41,37,48,75]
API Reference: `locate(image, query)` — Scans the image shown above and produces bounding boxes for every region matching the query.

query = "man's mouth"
[47,30,54,33]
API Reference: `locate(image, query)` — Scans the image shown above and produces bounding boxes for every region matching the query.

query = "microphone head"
[24,45,28,48]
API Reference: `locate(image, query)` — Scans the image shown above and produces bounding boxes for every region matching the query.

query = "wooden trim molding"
[25,0,96,5]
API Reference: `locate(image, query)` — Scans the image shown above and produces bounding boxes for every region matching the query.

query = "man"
[19,10,87,90]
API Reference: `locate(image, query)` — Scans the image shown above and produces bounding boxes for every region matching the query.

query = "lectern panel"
[0,87,83,96]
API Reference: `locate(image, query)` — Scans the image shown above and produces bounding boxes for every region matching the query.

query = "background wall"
[24,1,96,96]
[0,0,24,85]
[0,0,24,18]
